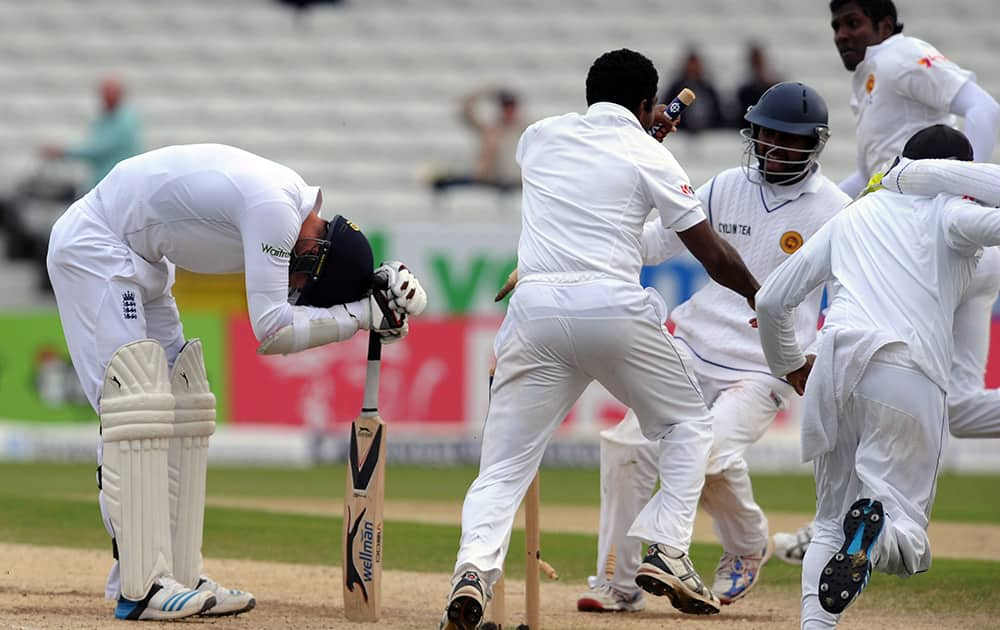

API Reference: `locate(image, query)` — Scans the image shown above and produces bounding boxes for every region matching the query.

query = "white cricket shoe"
[114,576,215,621]
[197,576,257,616]
[635,543,720,615]
[577,581,646,612]
[773,523,814,565]
[711,541,772,605]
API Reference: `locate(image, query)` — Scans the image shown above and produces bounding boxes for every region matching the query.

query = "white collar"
[752,164,825,205]
[859,33,903,66]
[585,102,644,132]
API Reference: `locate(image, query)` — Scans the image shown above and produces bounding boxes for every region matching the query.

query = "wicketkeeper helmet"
[740,81,831,181]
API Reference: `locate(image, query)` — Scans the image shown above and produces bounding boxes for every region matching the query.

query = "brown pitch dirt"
[2,542,998,630]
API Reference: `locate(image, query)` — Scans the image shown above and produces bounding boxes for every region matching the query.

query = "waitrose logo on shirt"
[261,242,291,260]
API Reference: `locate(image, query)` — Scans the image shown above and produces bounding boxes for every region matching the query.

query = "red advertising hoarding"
[230,315,1000,429]
[230,316,504,427]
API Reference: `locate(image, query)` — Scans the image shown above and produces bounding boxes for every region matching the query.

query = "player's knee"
[170,339,217,434]
[99,339,174,438]
[599,437,629,473]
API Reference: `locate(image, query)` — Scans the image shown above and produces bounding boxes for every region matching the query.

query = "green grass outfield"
[2,462,999,616]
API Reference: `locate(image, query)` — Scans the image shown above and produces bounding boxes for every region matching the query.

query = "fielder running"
[755,125,1000,629]
[440,48,760,630]
[46,143,428,621]
[772,240,1000,563]
[829,0,999,197]
[575,82,850,615]
[772,0,1000,561]
[881,156,1000,437]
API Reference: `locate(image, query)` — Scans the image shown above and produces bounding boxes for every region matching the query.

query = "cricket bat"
[343,330,386,621]
[648,87,697,137]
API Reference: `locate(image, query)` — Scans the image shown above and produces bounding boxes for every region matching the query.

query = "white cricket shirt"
[89,144,320,340]
[515,102,704,284]
[757,189,1000,390]
[850,34,972,179]
[952,247,1000,397]
[641,166,849,380]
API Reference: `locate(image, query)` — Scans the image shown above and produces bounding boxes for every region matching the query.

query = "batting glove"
[374,261,428,317]
[367,293,409,344]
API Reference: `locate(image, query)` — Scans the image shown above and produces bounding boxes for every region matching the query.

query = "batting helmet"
[740,81,831,182]
[289,214,375,308]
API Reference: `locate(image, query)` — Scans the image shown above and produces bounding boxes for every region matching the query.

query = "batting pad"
[168,339,217,588]
[99,339,175,601]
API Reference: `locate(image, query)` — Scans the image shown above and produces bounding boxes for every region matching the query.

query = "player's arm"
[949,80,1000,162]
[890,50,998,160]
[945,199,1000,252]
[239,204,365,351]
[641,177,714,265]
[240,203,421,355]
[643,158,758,303]
[676,220,759,306]
[640,218,686,265]
[882,157,1000,206]
[755,219,835,390]
[948,271,1000,438]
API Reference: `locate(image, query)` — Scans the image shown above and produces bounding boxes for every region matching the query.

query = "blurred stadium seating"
[0,0,997,309]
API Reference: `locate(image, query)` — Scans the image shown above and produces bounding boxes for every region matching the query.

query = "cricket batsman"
[46,143,427,621]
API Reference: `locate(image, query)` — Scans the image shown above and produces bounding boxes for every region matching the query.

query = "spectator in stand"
[662,49,727,134]
[41,77,142,191]
[734,43,781,124]
[430,86,526,197]
[0,77,141,287]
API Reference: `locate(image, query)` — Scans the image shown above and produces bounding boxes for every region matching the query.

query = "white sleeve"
[895,51,972,112]
[948,274,1000,437]
[515,120,544,166]
[884,158,1000,207]
[755,219,836,377]
[950,279,996,399]
[943,199,1000,254]
[639,219,686,264]
[640,177,713,264]
[839,170,868,198]
[949,80,1000,162]
[642,154,706,232]
[240,202,361,345]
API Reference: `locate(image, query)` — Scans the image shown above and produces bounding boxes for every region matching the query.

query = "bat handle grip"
[367,329,382,361]
[649,88,696,137]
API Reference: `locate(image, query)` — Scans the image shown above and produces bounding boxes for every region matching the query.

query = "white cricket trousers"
[453,282,713,588]
[596,372,787,593]
[801,357,947,629]
[47,194,185,411]
[47,194,185,598]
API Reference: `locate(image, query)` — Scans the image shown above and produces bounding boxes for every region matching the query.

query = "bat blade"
[342,413,386,621]
[343,333,386,621]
